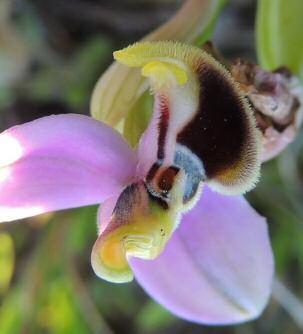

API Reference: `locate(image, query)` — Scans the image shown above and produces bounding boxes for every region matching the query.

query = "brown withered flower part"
[230,59,303,162]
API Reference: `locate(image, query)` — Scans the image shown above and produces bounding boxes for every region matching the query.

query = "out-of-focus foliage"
[0,1,303,333]
[0,233,14,294]
[0,0,29,106]
[136,300,177,332]
[256,0,303,79]
[24,37,112,109]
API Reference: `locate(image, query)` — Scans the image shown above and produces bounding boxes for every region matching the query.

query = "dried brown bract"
[230,59,303,161]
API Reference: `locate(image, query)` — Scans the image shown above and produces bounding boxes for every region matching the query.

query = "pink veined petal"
[130,187,274,325]
[0,114,136,222]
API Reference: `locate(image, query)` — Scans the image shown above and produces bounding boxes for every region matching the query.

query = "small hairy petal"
[0,114,136,222]
[130,187,273,325]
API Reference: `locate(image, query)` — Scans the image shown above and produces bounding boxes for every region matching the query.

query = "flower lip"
[115,41,262,195]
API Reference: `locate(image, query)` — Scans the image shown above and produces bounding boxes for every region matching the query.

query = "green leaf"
[194,0,227,47]
[256,0,303,79]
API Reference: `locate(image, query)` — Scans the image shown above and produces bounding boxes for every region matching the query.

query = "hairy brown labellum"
[176,61,259,192]
[115,42,261,198]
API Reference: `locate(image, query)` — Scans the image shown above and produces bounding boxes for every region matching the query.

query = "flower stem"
[272,277,303,329]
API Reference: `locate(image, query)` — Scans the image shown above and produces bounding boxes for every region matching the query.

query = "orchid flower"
[0,41,274,325]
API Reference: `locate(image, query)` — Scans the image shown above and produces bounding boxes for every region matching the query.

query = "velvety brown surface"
[177,64,247,178]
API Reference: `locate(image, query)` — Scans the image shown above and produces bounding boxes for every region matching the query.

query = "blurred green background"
[0,0,303,333]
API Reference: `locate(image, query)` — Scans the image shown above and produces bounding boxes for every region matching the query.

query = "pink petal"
[0,114,136,222]
[130,187,274,325]
[97,194,120,234]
